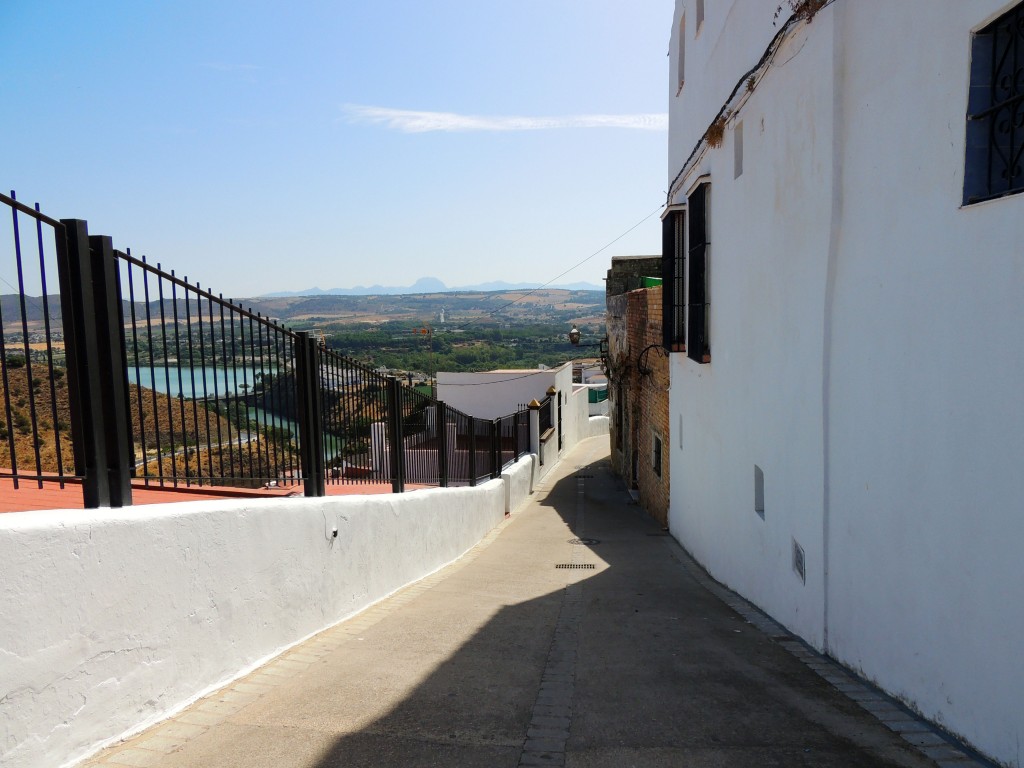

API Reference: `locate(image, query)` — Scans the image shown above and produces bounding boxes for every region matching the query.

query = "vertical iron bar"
[169,272,191,486]
[1,200,21,487]
[386,376,405,493]
[182,279,202,483]
[490,418,499,479]
[274,323,293,485]
[156,267,177,485]
[34,206,65,485]
[295,332,324,496]
[126,254,148,486]
[11,199,44,486]
[248,311,268,482]
[225,299,244,482]
[195,283,215,482]
[113,253,135,481]
[220,297,240,483]
[206,293,224,481]
[141,257,164,485]
[235,304,255,481]
[253,317,274,483]
[437,401,448,487]
[468,415,477,487]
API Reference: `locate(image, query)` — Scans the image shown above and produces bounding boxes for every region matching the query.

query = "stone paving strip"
[667,542,996,768]
[83,511,522,767]
[517,473,590,768]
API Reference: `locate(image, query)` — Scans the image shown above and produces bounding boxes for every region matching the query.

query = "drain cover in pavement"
[555,563,596,569]
[569,538,601,545]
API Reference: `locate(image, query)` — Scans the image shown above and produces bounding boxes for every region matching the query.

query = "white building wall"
[668,0,836,651]
[436,365,569,420]
[826,2,1024,761]
[0,458,534,768]
[667,1,1024,764]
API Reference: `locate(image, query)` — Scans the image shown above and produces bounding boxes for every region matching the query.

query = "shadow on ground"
[298,450,934,768]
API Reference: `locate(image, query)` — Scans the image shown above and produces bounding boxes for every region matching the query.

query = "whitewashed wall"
[437,365,570,419]
[667,1,1024,765]
[0,457,534,768]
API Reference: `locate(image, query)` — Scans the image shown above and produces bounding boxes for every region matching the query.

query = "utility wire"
[440,370,563,386]
[441,202,664,335]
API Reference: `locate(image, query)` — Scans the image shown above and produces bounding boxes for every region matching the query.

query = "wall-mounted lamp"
[568,324,581,345]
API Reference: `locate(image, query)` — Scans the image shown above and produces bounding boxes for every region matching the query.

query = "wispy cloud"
[343,105,667,133]
[202,62,262,72]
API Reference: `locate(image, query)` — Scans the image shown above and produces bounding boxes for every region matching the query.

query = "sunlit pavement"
[83,438,977,768]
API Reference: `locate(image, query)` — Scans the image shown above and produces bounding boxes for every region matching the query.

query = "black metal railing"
[0,191,76,489]
[538,395,553,435]
[0,190,537,507]
[116,249,305,491]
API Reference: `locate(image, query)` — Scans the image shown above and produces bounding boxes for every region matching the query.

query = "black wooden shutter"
[687,184,709,363]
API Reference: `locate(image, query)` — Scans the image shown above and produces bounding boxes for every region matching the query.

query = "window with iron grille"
[661,208,686,351]
[964,1,1024,204]
[687,182,711,363]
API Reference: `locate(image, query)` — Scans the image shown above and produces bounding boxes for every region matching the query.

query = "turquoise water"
[129,365,270,399]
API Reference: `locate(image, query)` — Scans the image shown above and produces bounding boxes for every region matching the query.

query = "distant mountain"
[262,277,603,297]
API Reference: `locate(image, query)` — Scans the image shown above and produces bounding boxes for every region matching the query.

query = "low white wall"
[0,456,535,768]
[502,454,536,513]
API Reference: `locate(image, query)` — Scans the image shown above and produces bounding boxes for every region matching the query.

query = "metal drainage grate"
[555,563,596,569]
[575,474,594,478]
[569,538,601,546]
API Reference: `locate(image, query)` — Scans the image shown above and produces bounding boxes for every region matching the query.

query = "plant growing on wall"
[705,112,730,148]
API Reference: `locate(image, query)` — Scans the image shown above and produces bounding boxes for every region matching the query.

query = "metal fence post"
[386,376,405,493]
[295,332,325,496]
[55,220,108,506]
[467,415,477,487]
[528,399,541,464]
[54,223,133,506]
[437,401,449,487]
[88,235,134,506]
[490,419,499,479]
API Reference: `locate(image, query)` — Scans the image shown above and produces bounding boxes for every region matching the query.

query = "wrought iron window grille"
[964,2,1024,205]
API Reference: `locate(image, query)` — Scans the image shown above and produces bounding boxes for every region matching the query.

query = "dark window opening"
[661,209,686,351]
[653,434,663,478]
[964,2,1024,204]
[687,182,710,363]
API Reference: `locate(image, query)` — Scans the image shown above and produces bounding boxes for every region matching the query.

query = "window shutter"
[661,212,686,351]
[687,183,710,363]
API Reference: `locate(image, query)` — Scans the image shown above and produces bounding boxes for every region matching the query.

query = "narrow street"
[85,438,955,768]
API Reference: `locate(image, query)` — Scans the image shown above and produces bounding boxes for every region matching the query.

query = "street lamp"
[568,324,581,345]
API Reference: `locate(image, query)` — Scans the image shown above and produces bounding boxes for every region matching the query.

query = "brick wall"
[606,285,670,525]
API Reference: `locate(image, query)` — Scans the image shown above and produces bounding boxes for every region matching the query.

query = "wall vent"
[792,539,806,584]
[754,464,764,519]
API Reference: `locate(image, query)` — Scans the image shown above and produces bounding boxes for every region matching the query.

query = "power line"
[442,202,663,334]
[438,370,563,386]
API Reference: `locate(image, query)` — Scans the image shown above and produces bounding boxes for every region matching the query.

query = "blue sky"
[2,1,672,297]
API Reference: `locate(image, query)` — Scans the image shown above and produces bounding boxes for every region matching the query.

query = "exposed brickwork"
[605,255,662,297]
[605,281,670,525]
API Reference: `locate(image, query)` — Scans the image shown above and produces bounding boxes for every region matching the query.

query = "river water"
[129,365,348,460]
[129,365,268,400]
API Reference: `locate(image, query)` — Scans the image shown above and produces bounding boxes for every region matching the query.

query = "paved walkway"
[84,438,980,768]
